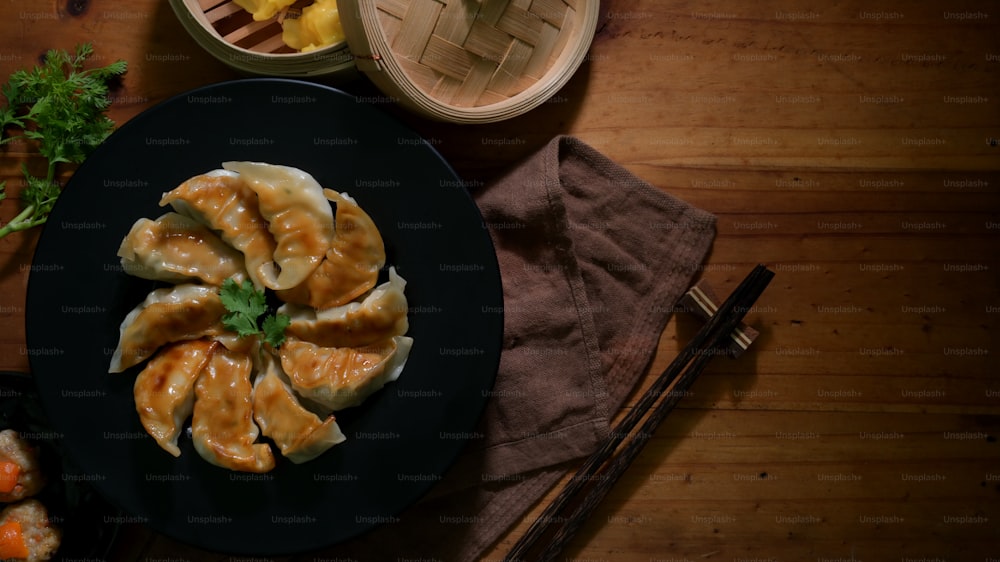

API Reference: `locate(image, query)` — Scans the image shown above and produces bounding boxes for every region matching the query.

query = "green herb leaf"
[262,313,291,348]
[0,43,127,239]
[219,278,267,337]
[219,278,267,318]
[219,278,289,347]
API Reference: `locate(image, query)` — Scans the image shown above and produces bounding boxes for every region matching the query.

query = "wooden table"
[2,1,999,560]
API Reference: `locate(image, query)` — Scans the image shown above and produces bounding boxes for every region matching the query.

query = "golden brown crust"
[192,346,276,473]
[134,339,219,457]
[160,170,278,290]
[279,336,412,411]
[251,354,345,463]
[276,190,385,309]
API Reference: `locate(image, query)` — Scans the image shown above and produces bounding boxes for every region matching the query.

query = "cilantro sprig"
[0,43,127,238]
[219,278,290,348]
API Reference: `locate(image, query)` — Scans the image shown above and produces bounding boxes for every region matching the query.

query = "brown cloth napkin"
[319,135,716,561]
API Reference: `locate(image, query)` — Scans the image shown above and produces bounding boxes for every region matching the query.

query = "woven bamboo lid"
[170,0,599,122]
[338,0,599,123]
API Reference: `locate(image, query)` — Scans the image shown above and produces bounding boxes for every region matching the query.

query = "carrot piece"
[0,520,29,559]
[0,462,20,494]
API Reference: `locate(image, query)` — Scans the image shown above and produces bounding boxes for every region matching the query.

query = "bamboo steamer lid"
[337,0,600,123]
[170,0,599,123]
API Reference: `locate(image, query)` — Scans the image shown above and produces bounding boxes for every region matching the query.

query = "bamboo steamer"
[169,0,600,123]
[339,0,599,123]
[169,0,355,77]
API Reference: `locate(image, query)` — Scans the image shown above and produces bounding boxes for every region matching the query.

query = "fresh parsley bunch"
[219,278,291,348]
[0,43,127,238]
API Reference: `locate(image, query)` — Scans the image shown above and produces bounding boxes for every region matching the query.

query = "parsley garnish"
[261,313,292,347]
[0,43,127,238]
[219,278,290,348]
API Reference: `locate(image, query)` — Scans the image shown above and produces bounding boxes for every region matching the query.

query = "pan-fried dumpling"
[134,339,218,457]
[191,345,275,473]
[117,212,247,285]
[109,284,226,373]
[280,267,409,348]
[276,190,386,310]
[279,335,413,411]
[222,162,334,290]
[252,352,345,463]
[159,169,278,290]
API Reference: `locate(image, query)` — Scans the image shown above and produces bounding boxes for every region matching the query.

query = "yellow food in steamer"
[282,0,346,52]
[233,0,346,53]
[232,0,296,21]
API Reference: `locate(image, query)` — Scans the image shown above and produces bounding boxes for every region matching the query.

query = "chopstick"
[502,264,775,562]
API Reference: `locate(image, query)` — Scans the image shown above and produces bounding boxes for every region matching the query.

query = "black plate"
[25,79,503,555]
[0,371,121,558]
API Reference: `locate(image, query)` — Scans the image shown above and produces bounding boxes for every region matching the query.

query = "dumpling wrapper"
[252,352,345,463]
[159,169,278,290]
[222,162,334,290]
[109,284,226,373]
[191,345,275,473]
[276,190,385,310]
[117,212,247,286]
[134,339,218,457]
[279,335,413,411]
[280,266,409,349]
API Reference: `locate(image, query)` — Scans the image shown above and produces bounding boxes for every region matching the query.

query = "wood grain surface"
[1,0,998,560]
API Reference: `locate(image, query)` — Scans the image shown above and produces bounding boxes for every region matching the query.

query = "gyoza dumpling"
[117,212,248,285]
[252,352,345,463]
[191,345,275,473]
[159,169,278,290]
[280,267,409,348]
[276,189,386,310]
[222,162,334,290]
[109,284,226,373]
[134,339,218,457]
[279,335,413,411]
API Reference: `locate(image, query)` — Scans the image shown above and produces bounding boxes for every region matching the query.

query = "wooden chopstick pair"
[503,264,776,562]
